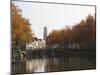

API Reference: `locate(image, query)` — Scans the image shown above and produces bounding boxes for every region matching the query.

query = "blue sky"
[12,1,95,39]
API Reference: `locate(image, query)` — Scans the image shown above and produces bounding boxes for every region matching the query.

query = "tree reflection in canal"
[12,52,96,74]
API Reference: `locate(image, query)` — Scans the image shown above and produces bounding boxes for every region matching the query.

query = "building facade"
[26,39,46,50]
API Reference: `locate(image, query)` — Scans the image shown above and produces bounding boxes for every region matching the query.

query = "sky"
[12,1,95,39]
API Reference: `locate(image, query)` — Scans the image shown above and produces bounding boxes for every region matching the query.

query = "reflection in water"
[54,57,59,65]
[26,56,95,73]
[12,55,96,74]
[26,59,47,72]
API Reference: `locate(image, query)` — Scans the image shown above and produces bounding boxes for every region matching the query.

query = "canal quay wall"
[26,48,96,59]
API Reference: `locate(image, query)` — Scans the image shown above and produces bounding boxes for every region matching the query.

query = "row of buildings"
[26,38,46,50]
[26,27,47,50]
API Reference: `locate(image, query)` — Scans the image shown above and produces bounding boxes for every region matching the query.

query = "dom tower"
[43,26,47,41]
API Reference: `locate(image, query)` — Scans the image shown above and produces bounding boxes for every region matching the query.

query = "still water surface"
[12,56,96,74]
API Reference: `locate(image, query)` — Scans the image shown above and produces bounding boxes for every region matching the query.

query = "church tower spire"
[43,26,47,41]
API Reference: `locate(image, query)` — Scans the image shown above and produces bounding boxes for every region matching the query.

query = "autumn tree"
[46,14,96,50]
[12,3,33,51]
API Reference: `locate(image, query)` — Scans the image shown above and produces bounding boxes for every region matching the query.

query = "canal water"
[12,54,96,74]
